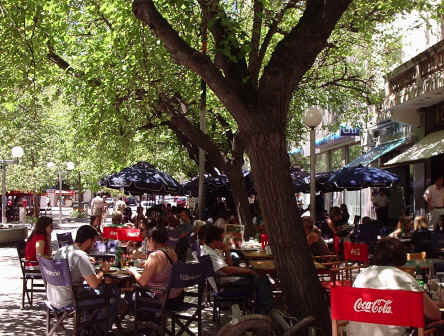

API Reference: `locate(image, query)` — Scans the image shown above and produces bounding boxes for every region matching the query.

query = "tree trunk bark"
[227,166,255,238]
[246,131,331,335]
[33,192,40,218]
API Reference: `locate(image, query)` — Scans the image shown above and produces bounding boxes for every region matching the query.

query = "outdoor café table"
[249,260,333,275]
[249,260,276,275]
[102,226,143,242]
[241,249,274,260]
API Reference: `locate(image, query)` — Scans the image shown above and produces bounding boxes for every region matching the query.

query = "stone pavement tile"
[0,244,231,335]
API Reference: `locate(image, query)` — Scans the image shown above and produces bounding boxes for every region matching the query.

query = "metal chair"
[134,255,213,336]
[56,232,74,248]
[38,256,111,336]
[407,251,427,261]
[16,240,46,309]
[198,256,252,322]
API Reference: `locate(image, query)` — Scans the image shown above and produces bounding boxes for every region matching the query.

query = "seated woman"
[338,203,350,226]
[131,221,150,260]
[303,216,329,256]
[25,216,53,266]
[348,238,440,335]
[388,216,412,239]
[127,227,183,307]
[327,206,345,236]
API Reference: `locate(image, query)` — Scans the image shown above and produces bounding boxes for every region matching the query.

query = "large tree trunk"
[246,131,331,335]
[227,166,255,238]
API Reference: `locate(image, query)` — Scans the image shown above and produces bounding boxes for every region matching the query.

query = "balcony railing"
[382,39,444,114]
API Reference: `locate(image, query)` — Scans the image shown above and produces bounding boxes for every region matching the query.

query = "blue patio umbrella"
[181,174,230,197]
[327,165,399,190]
[99,162,181,195]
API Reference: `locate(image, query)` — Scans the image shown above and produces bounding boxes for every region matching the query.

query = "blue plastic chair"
[134,256,213,336]
[38,257,110,336]
[198,255,252,322]
[56,232,74,248]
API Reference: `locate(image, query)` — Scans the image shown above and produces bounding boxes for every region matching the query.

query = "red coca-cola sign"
[331,287,424,328]
[353,298,392,314]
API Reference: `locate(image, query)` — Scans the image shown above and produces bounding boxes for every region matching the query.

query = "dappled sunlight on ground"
[0,246,229,335]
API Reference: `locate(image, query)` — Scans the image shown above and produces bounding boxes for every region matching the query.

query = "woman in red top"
[25,216,53,265]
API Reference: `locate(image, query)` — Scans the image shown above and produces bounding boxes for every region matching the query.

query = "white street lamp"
[303,107,323,225]
[1,146,24,226]
[47,161,75,226]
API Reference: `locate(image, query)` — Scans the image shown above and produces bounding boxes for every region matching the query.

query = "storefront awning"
[385,130,444,165]
[345,137,408,168]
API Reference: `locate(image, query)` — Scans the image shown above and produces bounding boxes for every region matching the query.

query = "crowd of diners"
[23,189,444,335]
[23,199,275,334]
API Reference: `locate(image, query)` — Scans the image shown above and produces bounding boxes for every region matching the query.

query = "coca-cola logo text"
[350,248,360,256]
[353,298,392,314]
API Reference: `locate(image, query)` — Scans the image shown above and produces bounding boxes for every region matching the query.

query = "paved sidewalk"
[0,219,228,335]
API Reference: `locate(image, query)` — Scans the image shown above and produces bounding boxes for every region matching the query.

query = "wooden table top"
[241,250,274,260]
[249,260,276,274]
[248,258,348,277]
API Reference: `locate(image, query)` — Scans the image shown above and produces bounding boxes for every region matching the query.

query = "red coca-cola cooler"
[102,227,142,242]
[119,228,142,242]
[343,240,369,264]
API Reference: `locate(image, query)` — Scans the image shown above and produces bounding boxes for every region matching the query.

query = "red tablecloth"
[102,227,143,242]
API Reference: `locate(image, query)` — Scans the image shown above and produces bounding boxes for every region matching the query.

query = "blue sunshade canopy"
[181,174,230,197]
[327,165,400,189]
[99,162,181,195]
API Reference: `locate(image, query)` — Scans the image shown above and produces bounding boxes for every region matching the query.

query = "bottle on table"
[415,265,425,290]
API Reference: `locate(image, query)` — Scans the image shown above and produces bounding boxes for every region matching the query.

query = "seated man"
[49,225,119,334]
[201,225,273,314]
[347,238,440,335]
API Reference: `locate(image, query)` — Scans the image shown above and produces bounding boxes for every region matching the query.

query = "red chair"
[343,241,368,264]
[331,286,440,336]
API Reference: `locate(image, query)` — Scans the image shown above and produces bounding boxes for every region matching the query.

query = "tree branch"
[132,0,250,127]
[196,0,248,83]
[161,95,227,171]
[247,0,263,87]
[259,0,353,102]
[257,0,301,74]
[92,0,114,31]
[47,43,101,87]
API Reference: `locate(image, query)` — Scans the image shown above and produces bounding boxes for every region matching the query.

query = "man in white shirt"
[347,238,440,336]
[201,225,273,314]
[424,176,444,229]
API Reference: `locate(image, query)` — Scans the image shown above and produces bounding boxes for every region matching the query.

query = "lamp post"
[303,107,323,225]
[47,161,75,226]
[1,146,24,226]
